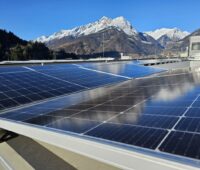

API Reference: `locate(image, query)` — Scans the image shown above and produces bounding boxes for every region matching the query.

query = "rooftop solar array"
[0,62,164,111]
[2,62,200,167]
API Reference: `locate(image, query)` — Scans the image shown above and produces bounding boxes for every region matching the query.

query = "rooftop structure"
[0,60,200,170]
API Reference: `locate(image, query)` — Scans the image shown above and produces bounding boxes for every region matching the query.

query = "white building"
[120,53,132,60]
[189,36,200,60]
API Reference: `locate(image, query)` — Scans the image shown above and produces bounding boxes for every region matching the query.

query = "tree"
[10,44,25,60]
[25,42,53,60]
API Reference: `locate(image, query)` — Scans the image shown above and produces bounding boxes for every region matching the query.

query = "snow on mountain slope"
[146,28,189,40]
[36,16,137,43]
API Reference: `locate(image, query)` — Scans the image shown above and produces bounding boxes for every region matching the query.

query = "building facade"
[189,36,200,60]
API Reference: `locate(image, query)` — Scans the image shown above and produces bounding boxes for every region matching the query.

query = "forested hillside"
[0,29,78,61]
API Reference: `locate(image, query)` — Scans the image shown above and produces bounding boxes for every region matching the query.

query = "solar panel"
[1,62,200,167]
[0,62,164,111]
[159,131,200,160]
[0,63,132,111]
[85,123,168,149]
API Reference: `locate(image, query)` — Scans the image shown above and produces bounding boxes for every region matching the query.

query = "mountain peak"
[99,16,111,21]
[36,16,137,43]
[145,27,190,47]
[146,28,190,40]
[114,16,126,21]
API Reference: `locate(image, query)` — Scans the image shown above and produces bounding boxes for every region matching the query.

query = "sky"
[0,0,200,40]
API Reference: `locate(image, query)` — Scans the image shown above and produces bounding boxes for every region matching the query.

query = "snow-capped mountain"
[36,16,137,43]
[146,28,190,47]
[165,28,200,52]
[146,28,189,40]
[36,16,163,56]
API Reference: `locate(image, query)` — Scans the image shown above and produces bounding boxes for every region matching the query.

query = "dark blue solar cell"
[12,96,32,104]
[192,101,200,107]
[108,114,178,129]
[0,93,9,100]
[0,104,4,110]
[86,123,167,149]
[24,115,63,126]
[19,107,57,115]
[0,86,11,92]
[0,99,19,108]
[185,107,200,117]
[4,90,22,98]
[14,88,32,94]
[47,118,100,134]
[36,92,55,98]
[25,93,44,101]
[7,113,38,121]
[175,117,200,133]
[159,131,200,160]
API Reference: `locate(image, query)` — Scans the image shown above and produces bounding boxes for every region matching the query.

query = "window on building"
[192,43,200,50]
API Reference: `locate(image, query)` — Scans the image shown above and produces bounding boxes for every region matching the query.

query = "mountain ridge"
[36,16,137,43]
[146,28,189,40]
[146,28,189,47]
[36,17,190,47]
[36,16,164,56]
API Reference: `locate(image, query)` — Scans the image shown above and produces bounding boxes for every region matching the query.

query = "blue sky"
[0,0,199,40]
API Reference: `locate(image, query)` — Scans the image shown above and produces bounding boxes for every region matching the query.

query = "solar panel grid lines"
[175,117,200,133]
[1,63,143,111]
[155,94,200,151]
[82,126,165,155]
[126,106,188,117]
[81,96,151,135]
[0,106,65,122]
[1,88,142,128]
[0,71,79,109]
[185,107,200,117]
[104,121,171,132]
[23,66,89,89]
[159,131,200,160]
[108,114,179,130]
[174,129,200,136]
[173,94,200,129]
[34,65,128,89]
[85,123,168,150]
[77,65,132,80]
[43,88,143,130]
[46,109,84,118]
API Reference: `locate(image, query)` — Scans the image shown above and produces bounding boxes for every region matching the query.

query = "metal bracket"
[0,130,18,143]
